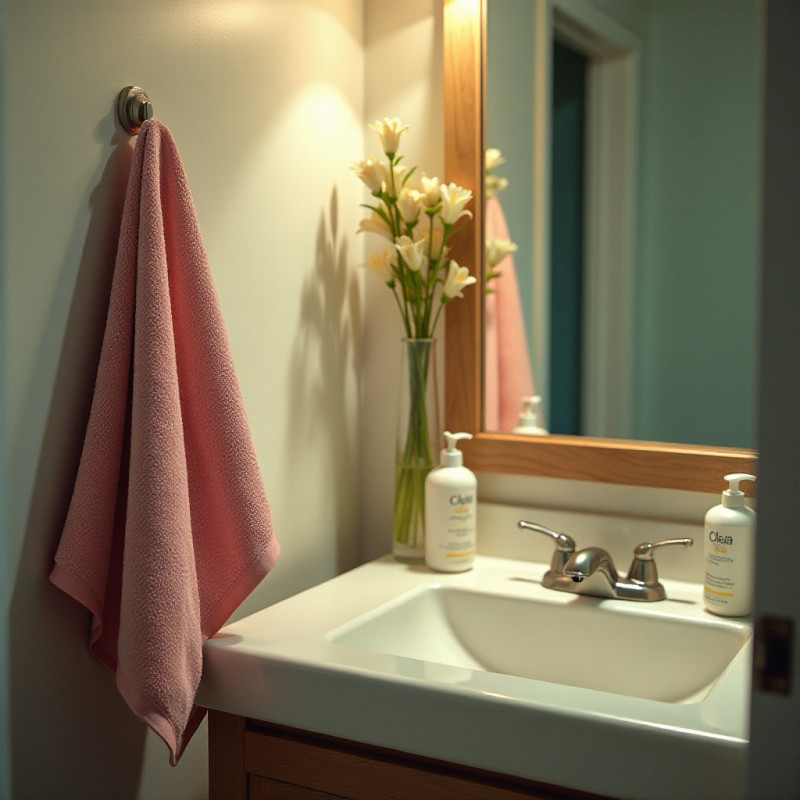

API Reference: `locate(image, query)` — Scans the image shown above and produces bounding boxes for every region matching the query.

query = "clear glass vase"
[393,338,440,562]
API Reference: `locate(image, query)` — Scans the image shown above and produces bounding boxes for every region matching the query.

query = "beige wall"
[3,1,365,797]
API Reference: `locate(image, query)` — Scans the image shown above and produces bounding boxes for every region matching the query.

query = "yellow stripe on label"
[705,587,734,598]
[446,550,475,558]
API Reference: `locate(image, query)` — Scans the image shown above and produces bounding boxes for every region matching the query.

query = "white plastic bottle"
[703,473,757,617]
[511,395,549,435]
[425,432,477,572]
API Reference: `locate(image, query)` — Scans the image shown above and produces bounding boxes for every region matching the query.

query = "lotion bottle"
[425,432,477,572]
[511,396,549,435]
[703,472,757,617]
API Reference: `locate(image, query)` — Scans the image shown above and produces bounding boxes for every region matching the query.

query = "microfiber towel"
[484,195,536,431]
[50,118,280,764]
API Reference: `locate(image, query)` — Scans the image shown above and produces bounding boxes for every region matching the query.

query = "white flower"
[351,118,478,338]
[357,210,393,241]
[485,147,506,172]
[370,117,409,156]
[485,174,508,199]
[395,235,428,274]
[419,175,441,207]
[442,260,477,300]
[486,236,518,268]
[485,148,509,198]
[439,182,473,225]
[397,189,424,225]
[366,250,396,284]
[351,156,383,193]
[380,161,408,196]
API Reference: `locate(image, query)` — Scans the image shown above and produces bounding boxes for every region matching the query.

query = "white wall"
[3,1,364,797]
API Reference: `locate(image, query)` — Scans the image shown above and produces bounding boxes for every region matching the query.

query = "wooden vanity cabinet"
[208,710,610,800]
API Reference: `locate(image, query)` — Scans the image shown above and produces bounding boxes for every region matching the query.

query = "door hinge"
[754,615,794,695]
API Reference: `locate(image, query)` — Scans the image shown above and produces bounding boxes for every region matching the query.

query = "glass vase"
[393,338,440,562]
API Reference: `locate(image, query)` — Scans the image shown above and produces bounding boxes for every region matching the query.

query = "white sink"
[328,584,749,704]
[198,555,752,800]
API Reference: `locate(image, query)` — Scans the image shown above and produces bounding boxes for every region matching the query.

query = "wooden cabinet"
[208,710,610,800]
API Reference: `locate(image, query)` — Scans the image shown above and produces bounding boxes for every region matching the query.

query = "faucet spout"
[564,547,619,586]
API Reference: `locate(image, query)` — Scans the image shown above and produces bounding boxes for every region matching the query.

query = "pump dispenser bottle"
[703,473,757,617]
[511,396,548,435]
[425,432,477,572]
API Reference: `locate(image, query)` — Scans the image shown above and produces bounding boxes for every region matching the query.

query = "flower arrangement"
[352,118,477,339]
[352,118,477,559]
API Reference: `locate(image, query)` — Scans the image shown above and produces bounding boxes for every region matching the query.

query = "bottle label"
[703,520,753,616]
[439,495,475,561]
[704,571,735,606]
[708,529,734,546]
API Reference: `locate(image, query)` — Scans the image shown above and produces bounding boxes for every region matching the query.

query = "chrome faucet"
[519,520,693,602]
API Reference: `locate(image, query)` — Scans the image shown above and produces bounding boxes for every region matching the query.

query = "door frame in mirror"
[442,0,756,494]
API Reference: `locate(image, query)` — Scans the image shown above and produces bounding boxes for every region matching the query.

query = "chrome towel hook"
[116,86,153,134]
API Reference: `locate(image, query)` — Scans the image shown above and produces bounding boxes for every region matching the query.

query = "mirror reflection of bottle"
[511,396,548,435]
[703,473,757,617]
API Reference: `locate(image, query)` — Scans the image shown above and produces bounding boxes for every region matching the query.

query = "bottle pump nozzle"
[521,396,541,420]
[441,431,473,468]
[722,472,756,508]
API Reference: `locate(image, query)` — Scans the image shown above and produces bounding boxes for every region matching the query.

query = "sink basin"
[199,555,753,800]
[328,584,749,703]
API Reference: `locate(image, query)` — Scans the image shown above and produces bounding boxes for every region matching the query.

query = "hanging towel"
[484,195,536,431]
[50,118,279,765]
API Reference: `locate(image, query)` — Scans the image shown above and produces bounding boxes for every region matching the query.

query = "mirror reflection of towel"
[484,196,535,431]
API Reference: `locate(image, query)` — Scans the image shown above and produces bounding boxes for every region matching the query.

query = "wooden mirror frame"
[442,0,756,493]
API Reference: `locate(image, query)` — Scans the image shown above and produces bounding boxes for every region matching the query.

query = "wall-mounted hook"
[117,86,153,135]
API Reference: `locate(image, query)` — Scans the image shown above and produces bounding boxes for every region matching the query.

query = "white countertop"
[198,555,751,800]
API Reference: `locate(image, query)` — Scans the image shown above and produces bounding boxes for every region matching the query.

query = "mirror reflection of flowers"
[485,147,508,198]
[484,147,518,294]
[485,237,518,294]
[352,118,477,339]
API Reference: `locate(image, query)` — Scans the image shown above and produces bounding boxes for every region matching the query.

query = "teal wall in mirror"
[485,0,759,449]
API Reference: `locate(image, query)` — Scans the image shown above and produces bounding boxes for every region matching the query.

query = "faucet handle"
[518,521,575,551]
[628,537,693,588]
[518,521,575,578]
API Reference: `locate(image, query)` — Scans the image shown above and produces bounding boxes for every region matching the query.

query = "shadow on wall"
[9,116,148,799]
[284,186,363,579]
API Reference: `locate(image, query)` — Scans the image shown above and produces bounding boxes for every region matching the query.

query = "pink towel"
[484,196,535,431]
[50,118,279,764]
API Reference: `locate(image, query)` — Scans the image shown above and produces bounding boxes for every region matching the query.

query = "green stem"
[392,287,411,338]
[393,340,437,555]
[430,303,444,336]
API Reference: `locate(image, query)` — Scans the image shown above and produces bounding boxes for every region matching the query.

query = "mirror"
[483,0,759,447]
[443,0,757,492]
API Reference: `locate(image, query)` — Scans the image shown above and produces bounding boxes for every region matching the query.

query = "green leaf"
[359,204,392,226]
